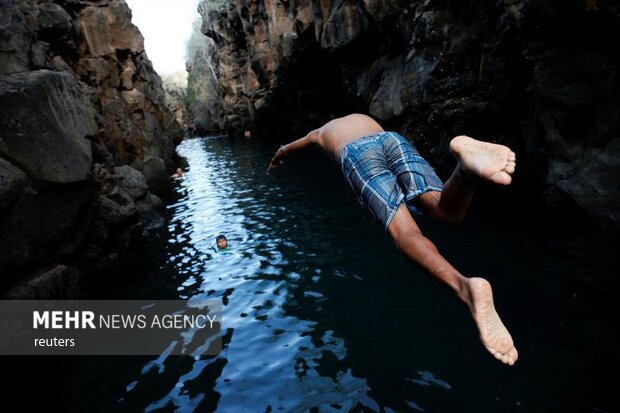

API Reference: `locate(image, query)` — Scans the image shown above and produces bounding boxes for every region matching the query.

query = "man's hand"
[267,146,288,174]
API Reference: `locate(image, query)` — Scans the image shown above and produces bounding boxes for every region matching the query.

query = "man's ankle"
[456,278,473,305]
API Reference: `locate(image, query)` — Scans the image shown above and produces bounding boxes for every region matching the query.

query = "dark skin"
[267,113,519,365]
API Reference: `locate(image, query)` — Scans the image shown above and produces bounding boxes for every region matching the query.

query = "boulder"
[37,2,72,33]
[0,157,27,210]
[142,156,172,197]
[96,191,137,225]
[0,70,96,183]
[3,265,81,299]
[0,182,93,271]
[136,192,166,231]
[555,139,620,231]
[113,165,148,200]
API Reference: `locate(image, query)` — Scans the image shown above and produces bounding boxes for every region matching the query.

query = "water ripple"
[115,137,406,412]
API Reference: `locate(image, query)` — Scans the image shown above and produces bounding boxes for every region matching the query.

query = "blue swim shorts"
[339,131,443,230]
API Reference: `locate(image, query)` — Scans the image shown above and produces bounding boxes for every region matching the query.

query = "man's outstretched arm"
[267,129,319,173]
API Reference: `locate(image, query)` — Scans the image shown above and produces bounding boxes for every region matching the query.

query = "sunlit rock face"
[192,0,619,231]
[0,0,181,296]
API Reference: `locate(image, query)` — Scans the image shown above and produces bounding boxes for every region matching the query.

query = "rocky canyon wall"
[190,0,619,232]
[0,0,182,296]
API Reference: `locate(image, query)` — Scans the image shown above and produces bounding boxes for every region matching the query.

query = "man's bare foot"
[463,277,519,365]
[450,135,516,185]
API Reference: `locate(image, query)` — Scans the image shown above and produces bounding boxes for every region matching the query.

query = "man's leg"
[387,203,518,365]
[417,135,516,225]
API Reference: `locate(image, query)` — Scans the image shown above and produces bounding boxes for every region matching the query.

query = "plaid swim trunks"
[339,131,443,230]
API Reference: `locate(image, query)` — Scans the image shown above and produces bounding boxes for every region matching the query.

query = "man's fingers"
[266,162,278,174]
[267,148,285,174]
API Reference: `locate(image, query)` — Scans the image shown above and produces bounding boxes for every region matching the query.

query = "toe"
[490,171,512,185]
[489,347,512,365]
[509,347,519,363]
[505,163,515,174]
[501,347,518,366]
[508,151,516,161]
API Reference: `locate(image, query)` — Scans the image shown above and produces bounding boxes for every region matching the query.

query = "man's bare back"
[314,114,385,160]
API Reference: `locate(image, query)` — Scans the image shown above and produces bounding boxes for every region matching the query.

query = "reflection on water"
[126,136,390,412]
[4,136,615,412]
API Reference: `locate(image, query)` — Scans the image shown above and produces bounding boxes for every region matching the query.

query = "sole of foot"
[467,277,518,366]
[450,135,516,185]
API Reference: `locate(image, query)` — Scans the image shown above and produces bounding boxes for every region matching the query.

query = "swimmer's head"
[216,234,228,250]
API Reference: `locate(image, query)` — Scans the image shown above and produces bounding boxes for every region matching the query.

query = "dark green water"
[4,136,618,412]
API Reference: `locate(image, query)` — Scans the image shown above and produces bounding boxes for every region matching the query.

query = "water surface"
[7,135,617,412]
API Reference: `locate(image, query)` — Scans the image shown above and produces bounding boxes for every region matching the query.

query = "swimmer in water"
[171,168,184,178]
[216,234,229,251]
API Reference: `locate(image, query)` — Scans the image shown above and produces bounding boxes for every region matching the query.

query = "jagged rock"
[162,76,190,129]
[37,3,72,33]
[136,192,166,231]
[0,158,27,210]
[0,0,182,296]
[76,57,120,87]
[0,1,31,76]
[120,60,136,90]
[320,0,369,49]
[400,46,443,109]
[191,0,619,231]
[121,88,145,107]
[554,139,620,230]
[141,156,171,197]
[0,70,96,183]
[2,264,81,299]
[0,181,93,273]
[51,55,73,72]
[96,191,137,225]
[369,55,405,120]
[113,165,148,200]
[95,163,166,236]
[78,3,144,57]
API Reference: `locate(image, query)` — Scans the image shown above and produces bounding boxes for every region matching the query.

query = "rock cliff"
[191,0,619,232]
[0,0,181,297]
